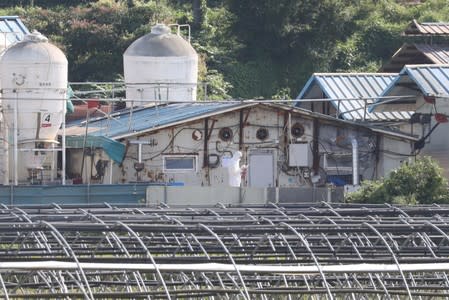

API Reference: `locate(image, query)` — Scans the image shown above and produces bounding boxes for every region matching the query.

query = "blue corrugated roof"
[65,102,418,144]
[371,64,449,112]
[66,102,250,139]
[400,64,449,96]
[0,16,29,46]
[296,73,412,121]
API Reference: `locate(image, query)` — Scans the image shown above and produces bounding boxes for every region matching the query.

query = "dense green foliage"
[346,157,449,205]
[2,0,449,99]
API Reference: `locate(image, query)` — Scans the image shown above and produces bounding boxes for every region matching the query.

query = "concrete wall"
[146,186,344,207]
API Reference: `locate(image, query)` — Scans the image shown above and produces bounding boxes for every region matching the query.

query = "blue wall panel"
[0,184,156,206]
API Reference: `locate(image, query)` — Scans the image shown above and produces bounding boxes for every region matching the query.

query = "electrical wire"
[380,149,418,157]
[0,94,419,103]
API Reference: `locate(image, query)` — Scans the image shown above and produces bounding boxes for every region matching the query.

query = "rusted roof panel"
[66,102,257,139]
[415,43,449,64]
[404,19,449,36]
[380,43,449,72]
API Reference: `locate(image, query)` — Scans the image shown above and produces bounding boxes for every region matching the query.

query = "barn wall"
[420,119,449,178]
[68,106,413,187]
[118,106,295,186]
[378,135,414,178]
[416,95,449,178]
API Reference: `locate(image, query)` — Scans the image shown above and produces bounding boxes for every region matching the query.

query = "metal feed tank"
[0,31,67,184]
[124,24,198,106]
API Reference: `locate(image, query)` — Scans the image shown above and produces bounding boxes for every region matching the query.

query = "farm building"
[295,73,412,121]
[403,19,449,36]
[64,102,416,188]
[0,16,447,300]
[380,19,449,72]
[295,73,414,135]
[295,20,449,180]
[380,43,449,72]
[371,64,449,178]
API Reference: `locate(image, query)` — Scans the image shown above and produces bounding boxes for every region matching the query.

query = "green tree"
[225,0,359,98]
[4,0,449,99]
[346,157,449,204]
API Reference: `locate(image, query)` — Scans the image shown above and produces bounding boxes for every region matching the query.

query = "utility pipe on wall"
[2,121,8,185]
[138,143,142,163]
[351,138,359,186]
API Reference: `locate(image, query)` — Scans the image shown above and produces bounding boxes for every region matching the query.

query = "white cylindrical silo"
[0,31,67,183]
[124,24,198,106]
[0,33,7,54]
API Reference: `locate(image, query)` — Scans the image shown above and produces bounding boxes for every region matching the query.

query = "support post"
[13,93,18,186]
[203,118,209,168]
[239,110,244,150]
[51,143,55,182]
[109,158,113,184]
[62,97,66,185]
[312,118,320,175]
[80,109,90,183]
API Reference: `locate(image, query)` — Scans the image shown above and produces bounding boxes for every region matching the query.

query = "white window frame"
[162,155,198,173]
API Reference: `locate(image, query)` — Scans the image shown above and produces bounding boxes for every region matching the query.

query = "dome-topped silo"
[0,31,67,183]
[124,24,198,106]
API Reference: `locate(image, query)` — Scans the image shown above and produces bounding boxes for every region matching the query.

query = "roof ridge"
[313,72,397,76]
[403,64,449,68]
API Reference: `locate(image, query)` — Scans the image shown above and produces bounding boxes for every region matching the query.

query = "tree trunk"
[193,0,207,29]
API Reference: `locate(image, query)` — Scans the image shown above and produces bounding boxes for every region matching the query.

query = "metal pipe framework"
[0,203,446,298]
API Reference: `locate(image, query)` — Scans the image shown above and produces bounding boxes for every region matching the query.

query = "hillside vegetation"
[2,0,449,99]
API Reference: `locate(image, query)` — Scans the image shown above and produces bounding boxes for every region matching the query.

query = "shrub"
[346,157,449,205]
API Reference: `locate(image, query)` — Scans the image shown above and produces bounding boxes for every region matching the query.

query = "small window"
[163,155,198,173]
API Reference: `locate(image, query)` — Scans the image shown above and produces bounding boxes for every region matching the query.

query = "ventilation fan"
[291,122,305,138]
[256,128,269,140]
[219,127,233,141]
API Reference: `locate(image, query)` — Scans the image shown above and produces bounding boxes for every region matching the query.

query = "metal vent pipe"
[351,138,359,185]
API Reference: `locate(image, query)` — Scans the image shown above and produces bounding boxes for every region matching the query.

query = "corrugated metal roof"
[371,64,449,112]
[380,43,449,72]
[66,102,254,139]
[65,102,418,143]
[416,44,449,64]
[404,19,449,36]
[0,16,29,47]
[296,73,412,121]
[404,64,449,96]
[391,64,449,97]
